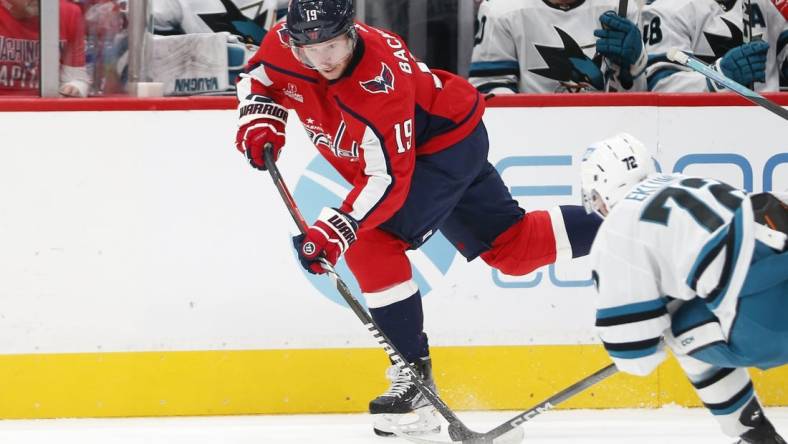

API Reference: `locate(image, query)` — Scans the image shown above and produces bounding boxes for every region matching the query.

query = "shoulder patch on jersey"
[277,26,290,47]
[359,62,395,94]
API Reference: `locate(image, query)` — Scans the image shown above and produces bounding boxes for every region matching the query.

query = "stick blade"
[390,428,452,444]
[457,425,525,444]
[490,427,525,444]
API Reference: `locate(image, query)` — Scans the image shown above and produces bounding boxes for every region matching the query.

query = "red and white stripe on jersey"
[343,125,392,222]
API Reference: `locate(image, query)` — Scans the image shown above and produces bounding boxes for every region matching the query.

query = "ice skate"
[735,398,786,444]
[370,357,441,437]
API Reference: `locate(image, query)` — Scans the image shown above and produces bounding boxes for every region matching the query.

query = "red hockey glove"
[235,94,288,170]
[293,208,358,275]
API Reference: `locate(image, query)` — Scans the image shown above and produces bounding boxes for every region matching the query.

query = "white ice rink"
[0,407,786,444]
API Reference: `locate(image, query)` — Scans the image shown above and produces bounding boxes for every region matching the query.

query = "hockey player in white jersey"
[580,134,788,444]
[470,0,647,93]
[149,0,288,94]
[642,0,788,91]
[153,0,287,44]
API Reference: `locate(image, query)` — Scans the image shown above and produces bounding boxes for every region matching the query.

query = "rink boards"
[0,95,785,419]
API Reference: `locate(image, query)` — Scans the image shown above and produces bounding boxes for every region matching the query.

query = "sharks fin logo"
[529,27,604,92]
[700,18,743,63]
[197,0,266,44]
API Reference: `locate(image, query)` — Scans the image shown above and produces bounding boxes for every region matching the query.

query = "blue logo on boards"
[291,151,786,303]
[293,156,456,308]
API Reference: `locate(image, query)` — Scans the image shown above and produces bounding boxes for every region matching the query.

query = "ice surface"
[0,407,785,443]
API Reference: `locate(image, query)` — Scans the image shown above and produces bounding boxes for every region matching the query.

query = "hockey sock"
[369,291,429,363]
[558,205,602,258]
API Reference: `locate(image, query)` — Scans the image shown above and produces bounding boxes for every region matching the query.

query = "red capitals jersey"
[0,0,86,96]
[238,22,485,231]
[774,0,788,19]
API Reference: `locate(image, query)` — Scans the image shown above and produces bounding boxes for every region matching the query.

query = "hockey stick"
[618,0,628,18]
[598,0,631,91]
[263,146,617,443]
[666,48,788,120]
[462,363,619,443]
[262,145,519,444]
[394,363,618,444]
[614,0,632,90]
[742,0,754,43]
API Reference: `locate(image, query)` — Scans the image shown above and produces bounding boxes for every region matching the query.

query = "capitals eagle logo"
[360,63,395,94]
[277,26,290,46]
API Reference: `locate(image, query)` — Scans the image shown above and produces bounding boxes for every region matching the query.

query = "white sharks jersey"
[590,174,757,376]
[642,0,788,91]
[470,0,645,93]
[153,0,287,43]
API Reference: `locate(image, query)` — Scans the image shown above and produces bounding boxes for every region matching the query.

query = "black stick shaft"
[476,363,618,442]
[262,145,479,439]
[743,0,753,43]
[596,0,631,90]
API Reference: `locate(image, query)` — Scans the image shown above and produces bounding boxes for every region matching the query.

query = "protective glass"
[1,0,39,17]
[291,34,355,71]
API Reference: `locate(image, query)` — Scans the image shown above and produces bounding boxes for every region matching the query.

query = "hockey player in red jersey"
[0,0,90,96]
[234,0,602,436]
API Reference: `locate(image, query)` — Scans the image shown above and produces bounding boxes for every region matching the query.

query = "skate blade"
[373,407,442,437]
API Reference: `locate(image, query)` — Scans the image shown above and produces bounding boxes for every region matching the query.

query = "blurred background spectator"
[772,0,788,89]
[74,0,128,95]
[363,0,471,74]
[22,0,778,98]
[152,0,287,45]
[147,0,288,96]
[641,0,787,93]
[469,0,646,93]
[0,0,90,97]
